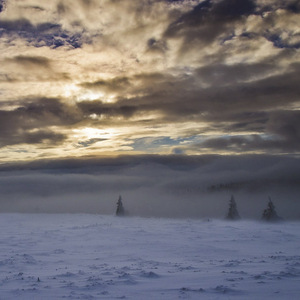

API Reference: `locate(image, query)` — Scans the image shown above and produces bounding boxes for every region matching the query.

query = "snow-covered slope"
[0,214,299,299]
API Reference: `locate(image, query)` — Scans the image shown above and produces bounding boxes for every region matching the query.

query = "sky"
[1,0,299,161]
[0,0,299,216]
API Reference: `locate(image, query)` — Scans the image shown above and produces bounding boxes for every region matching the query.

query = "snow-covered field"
[0,214,299,299]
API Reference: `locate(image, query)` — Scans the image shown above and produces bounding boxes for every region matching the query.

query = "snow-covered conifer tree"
[226,195,240,220]
[116,195,125,216]
[262,197,281,221]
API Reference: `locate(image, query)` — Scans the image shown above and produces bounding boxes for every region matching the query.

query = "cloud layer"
[0,0,299,162]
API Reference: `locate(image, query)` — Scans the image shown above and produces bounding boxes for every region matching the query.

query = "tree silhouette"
[226,195,240,220]
[262,197,281,221]
[116,195,125,216]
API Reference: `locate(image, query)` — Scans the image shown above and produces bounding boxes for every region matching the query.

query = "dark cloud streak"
[164,0,256,49]
[0,18,85,48]
[0,98,79,147]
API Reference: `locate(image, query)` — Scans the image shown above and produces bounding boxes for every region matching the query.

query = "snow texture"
[0,214,299,299]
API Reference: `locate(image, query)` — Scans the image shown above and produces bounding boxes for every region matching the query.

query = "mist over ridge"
[0,154,299,219]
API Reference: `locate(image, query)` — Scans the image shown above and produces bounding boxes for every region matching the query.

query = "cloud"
[0,0,299,160]
[77,100,137,119]
[109,63,299,121]
[0,18,86,48]
[7,55,51,68]
[267,110,300,143]
[77,138,107,148]
[164,0,256,47]
[146,37,168,54]
[0,127,66,148]
[198,110,300,154]
[0,0,6,13]
[22,130,66,145]
[261,7,300,49]
[2,57,298,153]
[0,97,80,147]
[195,61,277,86]
[162,0,300,66]
[80,77,131,94]
[256,0,300,14]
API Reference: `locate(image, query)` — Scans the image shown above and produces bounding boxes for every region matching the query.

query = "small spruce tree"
[226,195,240,220]
[262,197,281,221]
[116,195,125,216]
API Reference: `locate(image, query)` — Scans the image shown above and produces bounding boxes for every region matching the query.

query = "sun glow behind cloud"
[63,82,117,103]
[73,127,118,141]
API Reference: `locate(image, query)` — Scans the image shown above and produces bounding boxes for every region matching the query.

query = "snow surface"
[0,214,299,299]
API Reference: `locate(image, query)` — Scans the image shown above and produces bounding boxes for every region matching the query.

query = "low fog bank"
[0,155,299,219]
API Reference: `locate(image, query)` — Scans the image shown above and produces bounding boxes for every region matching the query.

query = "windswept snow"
[0,214,299,299]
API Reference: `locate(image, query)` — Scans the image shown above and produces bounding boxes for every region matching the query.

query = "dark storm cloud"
[200,135,294,154]
[0,0,6,13]
[0,98,79,147]
[193,64,300,122]
[223,111,268,133]
[22,130,66,145]
[77,101,137,119]
[3,55,70,82]
[195,62,277,86]
[267,110,300,144]
[14,97,80,127]
[0,94,141,148]
[199,110,300,154]
[7,55,51,68]
[146,38,168,54]
[110,64,300,120]
[164,0,256,45]
[79,72,174,94]
[0,126,67,147]
[80,77,131,93]
[256,0,300,14]
[286,1,300,13]
[0,18,84,48]
[162,0,300,63]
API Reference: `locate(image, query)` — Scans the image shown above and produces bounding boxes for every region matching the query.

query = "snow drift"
[0,213,299,299]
